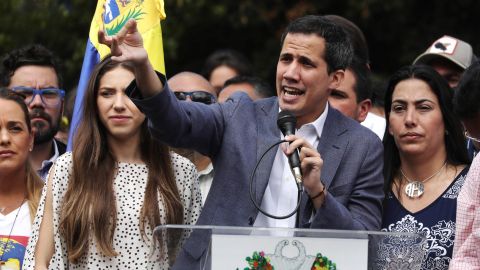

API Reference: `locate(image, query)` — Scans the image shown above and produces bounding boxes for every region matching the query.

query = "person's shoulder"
[48,152,73,189]
[169,152,198,194]
[170,151,196,172]
[472,153,480,168]
[220,92,277,118]
[55,151,73,166]
[329,107,381,143]
[223,92,276,106]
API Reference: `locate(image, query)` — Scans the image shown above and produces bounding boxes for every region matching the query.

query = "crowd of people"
[0,13,479,270]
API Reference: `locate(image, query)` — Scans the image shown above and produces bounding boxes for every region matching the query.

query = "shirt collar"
[198,162,214,176]
[278,103,329,145]
[302,102,328,139]
[40,139,60,169]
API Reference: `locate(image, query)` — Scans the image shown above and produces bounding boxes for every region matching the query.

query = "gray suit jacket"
[131,83,384,269]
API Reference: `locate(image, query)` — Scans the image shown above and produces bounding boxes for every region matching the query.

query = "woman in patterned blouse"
[381,65,470,270]
[23,53,202,269]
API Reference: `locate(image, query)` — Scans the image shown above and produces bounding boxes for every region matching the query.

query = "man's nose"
[283,62,300,81]
[29,90,44,109]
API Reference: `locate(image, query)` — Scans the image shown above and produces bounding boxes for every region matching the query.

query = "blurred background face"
[0,99,33,172]
[8,65,63,145]
[388,78,445,157]
[169,72,217,102]
[96,67,145,141]
[218,82,258,103]
[209,65,238,93]
[329,69,359,119]
[428,59,464,88]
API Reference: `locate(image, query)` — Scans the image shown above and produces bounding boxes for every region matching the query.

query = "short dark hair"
[223,75,273,98]
[324,15,369,66]
[280,15,353,74]
[454,61,480,119]
[201,49,252,81]
[370,75,387,108]
[0,44,63,88]
[349,57,372,102]
[383,65,469,194]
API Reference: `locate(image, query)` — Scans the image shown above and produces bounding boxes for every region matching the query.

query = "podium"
[154,225,426,270]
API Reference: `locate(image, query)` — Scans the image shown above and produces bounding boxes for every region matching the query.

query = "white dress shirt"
[361,112,386,140]
[198,162,214,205]
[253,104,328,228]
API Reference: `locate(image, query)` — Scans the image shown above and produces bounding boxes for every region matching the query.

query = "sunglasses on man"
[174,91,216,105]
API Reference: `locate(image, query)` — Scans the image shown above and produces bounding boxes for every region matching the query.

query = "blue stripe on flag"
[67,39,100,151]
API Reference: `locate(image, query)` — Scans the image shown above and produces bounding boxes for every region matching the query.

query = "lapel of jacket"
[254,98,281,203]
[299,107,351,226]
[316,107,349,189]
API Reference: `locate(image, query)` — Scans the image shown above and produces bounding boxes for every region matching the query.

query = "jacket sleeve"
[128,77,225,158]
[302,134,384,230]
[450,157,480,269]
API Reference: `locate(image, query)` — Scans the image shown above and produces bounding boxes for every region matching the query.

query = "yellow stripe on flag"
[89,0,166,74]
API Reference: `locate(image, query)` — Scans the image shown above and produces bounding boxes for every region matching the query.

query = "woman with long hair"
[0,88,43,268]
[381,65,470,269]
[22,53,201,269]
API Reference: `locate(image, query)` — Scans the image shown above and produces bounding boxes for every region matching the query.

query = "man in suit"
[168,71,218,205]
[329,57,372,124]
[100,15,384,268]
[0,44,67,180]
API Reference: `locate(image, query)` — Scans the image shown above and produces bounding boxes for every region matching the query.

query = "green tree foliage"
[0,0,95,90]
[1,0,479,92]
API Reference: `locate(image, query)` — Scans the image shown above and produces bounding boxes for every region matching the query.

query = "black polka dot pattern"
[23,152,202,269]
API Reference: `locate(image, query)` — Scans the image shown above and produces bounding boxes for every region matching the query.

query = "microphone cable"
[249,139,304,220]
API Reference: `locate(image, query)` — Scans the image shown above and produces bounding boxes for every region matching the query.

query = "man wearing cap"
[413,35,476,88]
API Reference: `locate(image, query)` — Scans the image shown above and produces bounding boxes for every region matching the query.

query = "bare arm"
[33,170,55,270]
[98,19,163,98]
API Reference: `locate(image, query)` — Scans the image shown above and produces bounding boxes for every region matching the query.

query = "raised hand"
[98,19,148,66]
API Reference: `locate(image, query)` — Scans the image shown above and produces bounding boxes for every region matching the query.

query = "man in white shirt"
[168,72,217,205]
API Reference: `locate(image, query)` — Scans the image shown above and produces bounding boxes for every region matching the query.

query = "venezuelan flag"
[68,0,166,149]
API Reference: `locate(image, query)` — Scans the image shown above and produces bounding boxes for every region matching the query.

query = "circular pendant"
[405,181,424,198]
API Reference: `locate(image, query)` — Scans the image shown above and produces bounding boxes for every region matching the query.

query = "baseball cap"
[413,35,474,70]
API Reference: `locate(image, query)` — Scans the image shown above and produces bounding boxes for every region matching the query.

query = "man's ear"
[328,69,345,90]
[356,99,372,123]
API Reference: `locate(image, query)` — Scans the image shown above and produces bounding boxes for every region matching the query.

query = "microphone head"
[277,110,297,136]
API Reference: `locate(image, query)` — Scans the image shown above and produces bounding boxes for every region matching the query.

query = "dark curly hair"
[0,44,63,88]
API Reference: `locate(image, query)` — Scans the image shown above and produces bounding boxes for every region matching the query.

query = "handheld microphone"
[277,111,303,190]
